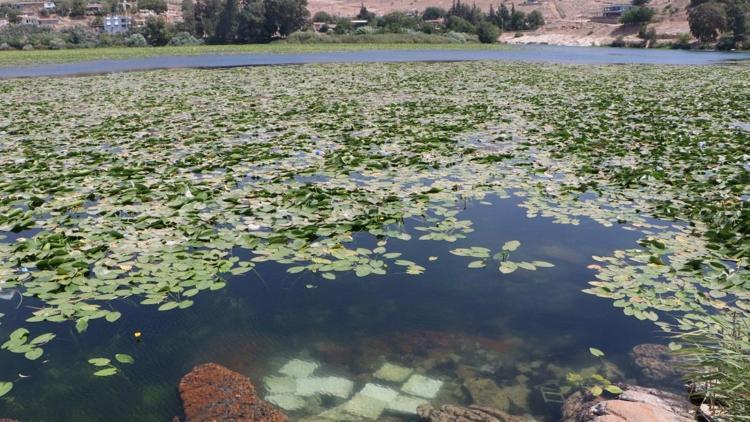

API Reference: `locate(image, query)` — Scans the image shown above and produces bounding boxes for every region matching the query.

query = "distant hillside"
[308,0,692,45]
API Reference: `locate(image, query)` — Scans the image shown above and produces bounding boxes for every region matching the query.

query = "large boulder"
[178,363,288,422]
[562,384,694,422]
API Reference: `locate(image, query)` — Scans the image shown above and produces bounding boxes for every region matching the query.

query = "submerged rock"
[416,403,527,421]
[463,377,530,412]
[562,384,693,422]
[631,344,681,382]
[178,363,287,422]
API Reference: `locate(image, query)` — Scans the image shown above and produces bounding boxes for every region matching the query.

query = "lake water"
[0,44,749,79]
[0,193,675,421]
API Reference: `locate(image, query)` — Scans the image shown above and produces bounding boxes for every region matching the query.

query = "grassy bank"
[0,42,508,68]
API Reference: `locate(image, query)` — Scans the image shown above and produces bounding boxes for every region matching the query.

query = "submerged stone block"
[373,363,413,383]
[279,359,319,378]
[267,394,306,411]
[402,374,443,399]
[295,376,355,399]
[386,394,428,414]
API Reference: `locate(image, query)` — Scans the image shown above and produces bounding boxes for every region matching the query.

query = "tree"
[7,9,21,24]
[379,11,418,32]
[446,15,475,32]
[619,6,655,24]
[312,11,334,22]
[68,0,86,17]
[180,0,197,34]
[357,4,375,21]
[263,0,309,39]
[422,6,446,20]
[509,8,526,30]
[499,4,510,29]
[236,0,265,42]
[688,1,727,41]
[138,0,168,13]
[214,0,239,43]
[525,9,544,29]
[333,16,352,34]
[476,20,500,42]
[141,16,173,45]
[726,2,747,44]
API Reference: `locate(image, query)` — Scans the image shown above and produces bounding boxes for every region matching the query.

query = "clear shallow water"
[0,194,677,421]
[0,45,749,79]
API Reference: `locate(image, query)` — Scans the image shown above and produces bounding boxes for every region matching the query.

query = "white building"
[104,15,131,34]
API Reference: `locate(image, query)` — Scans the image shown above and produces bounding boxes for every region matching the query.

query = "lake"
[0,60,747,421]
[0,44,749,78]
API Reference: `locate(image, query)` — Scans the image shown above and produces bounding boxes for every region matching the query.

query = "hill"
[308,0,692,45]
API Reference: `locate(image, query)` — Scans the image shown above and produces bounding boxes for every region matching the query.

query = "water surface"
[1,45,748,79]
[0,194,675,421]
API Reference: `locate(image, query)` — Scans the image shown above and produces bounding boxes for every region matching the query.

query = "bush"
[716,34,736,49]
[620,6,655,24]
[476,21,500,43]
[671,32,692,49]
[285,30,326,43]
[22,44,33,50]
[49,37,66,49]
[611,35,627,47]
[168,31,201,45]
[525,10,545,30]
[126,33,148,47]
[446,15,475,33]
[422,6,447,20]
[312,11,334,23]
[0,42,11,50]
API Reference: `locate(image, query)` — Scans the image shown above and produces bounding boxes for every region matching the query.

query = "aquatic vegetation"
[88,353,135,376]
[0,60,748,415]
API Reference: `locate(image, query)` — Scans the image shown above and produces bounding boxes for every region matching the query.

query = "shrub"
[671,32,692,48]
[446,15,475,33]
[476,21,500,43]
[620,6,655,24]
[0,42,11,50]
[312,11,334,23]
[525,10,545,30]
[422,6,447,20]
[48,37,66,49]
[611,35,627,47]
[716,34,736,49]
[168,31,201,45]
[126,33,148,47]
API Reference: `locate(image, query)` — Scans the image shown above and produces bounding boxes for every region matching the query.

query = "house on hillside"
[38,17,60,27]
[12,1,44,13]
[104,15,130,33]
[86,2,104,15]
[19,14,39,25]
[602,4,633,17]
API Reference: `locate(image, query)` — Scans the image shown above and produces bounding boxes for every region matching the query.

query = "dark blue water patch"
[0,194,674,421]
[1,45,749,79]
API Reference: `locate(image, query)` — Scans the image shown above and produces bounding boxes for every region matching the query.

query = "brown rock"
[417,403,526,422]
[562,384,694,422]
[178,363,287,422]
[631,344,681,382]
